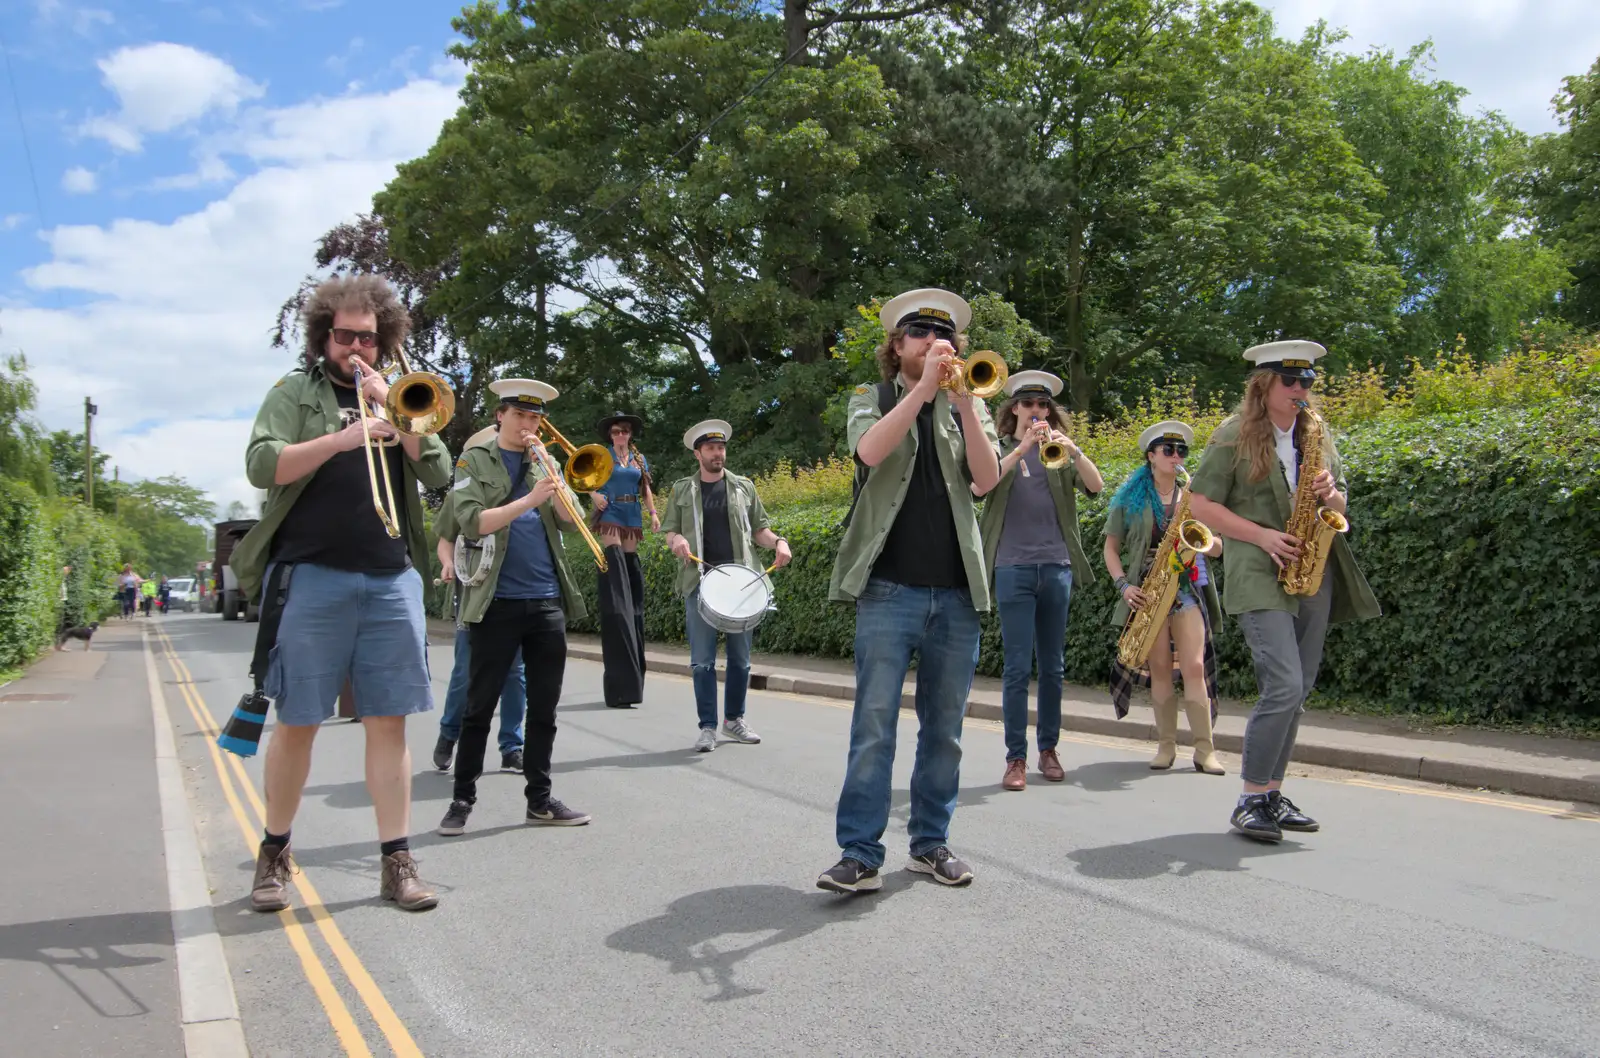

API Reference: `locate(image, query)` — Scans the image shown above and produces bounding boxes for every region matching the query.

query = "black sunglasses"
[331,328,379,348]
[1277,373,1316,390]
[904,322,956,341]
[1151,442,1189,457]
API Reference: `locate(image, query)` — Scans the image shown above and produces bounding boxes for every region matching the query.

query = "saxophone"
[1279,400,1350,596]
[1116,468,1216,669]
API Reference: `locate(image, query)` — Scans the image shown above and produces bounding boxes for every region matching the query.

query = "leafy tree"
[49,429,118,514]
[1526,55,1600,330]
[0,354,53,494]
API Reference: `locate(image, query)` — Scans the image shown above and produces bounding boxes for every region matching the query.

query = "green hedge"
[50,501,126,629]
[0,480,61,668]
[562,402,1600,724]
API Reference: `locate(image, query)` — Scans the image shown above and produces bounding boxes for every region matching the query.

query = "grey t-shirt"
[996,448,1070,567]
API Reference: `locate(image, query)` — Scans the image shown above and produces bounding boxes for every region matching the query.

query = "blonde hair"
[1234,371,1319,482]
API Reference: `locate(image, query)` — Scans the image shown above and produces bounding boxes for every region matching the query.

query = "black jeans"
[454,598,566,807]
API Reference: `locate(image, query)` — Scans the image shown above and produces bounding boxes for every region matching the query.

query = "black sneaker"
[500,750,524,773]
[816,857,882,894]
[437,799,472,836]
[1230,794,1283,843]
[525,798,591,826]
[432,736,455,772]
[1268,791,1320,832]
[907,846,974,886]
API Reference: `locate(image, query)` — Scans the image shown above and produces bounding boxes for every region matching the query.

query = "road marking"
[156,628,424,1058]
[632,668,1599,820]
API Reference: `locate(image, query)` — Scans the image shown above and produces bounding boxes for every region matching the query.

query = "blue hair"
[1109,461,1167,530]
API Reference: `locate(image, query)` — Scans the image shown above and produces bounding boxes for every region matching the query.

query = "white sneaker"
[695,728,717,753]
[722,718,761,744]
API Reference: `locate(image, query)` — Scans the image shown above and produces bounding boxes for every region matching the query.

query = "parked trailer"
[212,519,259,622]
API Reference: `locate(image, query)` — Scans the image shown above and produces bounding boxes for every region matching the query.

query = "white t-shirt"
[1274,423,1298,492]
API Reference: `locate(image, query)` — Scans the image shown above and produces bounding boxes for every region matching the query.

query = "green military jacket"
[828,378,999,609]
[979,436,1099,585]
[435,489,460,544]
[659,471,772,599]
[450,434,588,625]
[1103,501,1223,629]
[232,363,451,603]
[1188,415,1380,623]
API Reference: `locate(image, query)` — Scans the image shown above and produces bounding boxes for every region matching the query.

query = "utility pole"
[113,465,120,517]
[84,396,97,508]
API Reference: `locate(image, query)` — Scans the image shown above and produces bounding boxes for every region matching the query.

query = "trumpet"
[350,350,456,538]
[938,348,1008,400]
[521,416,613,570]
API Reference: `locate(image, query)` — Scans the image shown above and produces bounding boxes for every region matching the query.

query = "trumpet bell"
[964,349,1008,399]
[384,371,455,436]
[564,443,614,492]
[1039,439,1071,469]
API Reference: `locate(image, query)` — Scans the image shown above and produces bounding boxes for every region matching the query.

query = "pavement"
[432,622,1600,806]
[5,613,1600,1057]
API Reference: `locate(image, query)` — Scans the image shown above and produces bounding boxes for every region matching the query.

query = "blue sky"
[1,0,1597,513]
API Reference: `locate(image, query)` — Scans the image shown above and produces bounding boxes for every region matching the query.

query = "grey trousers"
[1236,579,1333,785]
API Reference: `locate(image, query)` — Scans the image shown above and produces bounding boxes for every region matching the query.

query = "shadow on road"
[1067,759,1191,793]
[607,879,912,1002]
[1069,831,1307,879]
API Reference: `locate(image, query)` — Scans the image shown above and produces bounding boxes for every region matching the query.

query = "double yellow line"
[151,626,424,1058]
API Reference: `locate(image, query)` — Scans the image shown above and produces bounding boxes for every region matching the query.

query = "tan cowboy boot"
[1149,695,1178,770]
[381,850,439,911]
[1185,697,1225,775]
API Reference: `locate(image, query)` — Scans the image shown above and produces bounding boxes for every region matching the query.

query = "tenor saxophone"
[1116,469,1216,669]
[1278,400,1350,596]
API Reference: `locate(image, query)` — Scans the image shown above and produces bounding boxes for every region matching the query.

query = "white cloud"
[1258,0,1600,132]
[9,74,463,510]
[62,166,98,193]
[82,43,265,152]
[2,213,28,230]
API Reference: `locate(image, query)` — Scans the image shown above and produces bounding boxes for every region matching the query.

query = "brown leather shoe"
[250,843,293,913]
[1002,758,1027,791]
[381,851,439,911]
[1038,749,1065,782]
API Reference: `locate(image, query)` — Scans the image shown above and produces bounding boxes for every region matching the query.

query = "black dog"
[55,622,99,651]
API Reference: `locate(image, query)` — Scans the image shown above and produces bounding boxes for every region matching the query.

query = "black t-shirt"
[699,477,735,566]
[871,401,964,588]
[271,383,410,572]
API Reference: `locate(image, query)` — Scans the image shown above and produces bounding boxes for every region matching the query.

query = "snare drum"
[696,563,775,635]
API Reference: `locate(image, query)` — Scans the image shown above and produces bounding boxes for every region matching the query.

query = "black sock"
[262,829,290,850]
[380,837,410,857]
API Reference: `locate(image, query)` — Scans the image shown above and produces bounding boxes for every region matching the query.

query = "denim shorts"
[264,563,433,726]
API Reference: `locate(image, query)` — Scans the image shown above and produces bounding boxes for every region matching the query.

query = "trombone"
[526,419,613,571]
[939,348,1009,400]
[350,350,456,538]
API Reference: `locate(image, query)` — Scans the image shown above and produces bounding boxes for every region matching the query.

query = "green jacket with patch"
[1187,415,1380,623]
[659,471,772,599]
[828,379,999,609]
[231,364,451,603]
[449,434,587,625]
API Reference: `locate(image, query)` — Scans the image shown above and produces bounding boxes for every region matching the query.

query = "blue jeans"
[439,626,525,754]
[994,563,1072,760]
[835,579,980,870]
[685,590,750,729]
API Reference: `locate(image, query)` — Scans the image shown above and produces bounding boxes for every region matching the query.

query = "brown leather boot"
[1002,758,1027,791]
[1185,697,1225,775]
[1149,695,1178,770]
[1038,749,1065,782]
[381,851,439,911]
[250,843,293,913]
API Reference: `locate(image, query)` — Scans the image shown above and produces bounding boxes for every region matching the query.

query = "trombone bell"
[564,444,614,492]
[384,371,455,436]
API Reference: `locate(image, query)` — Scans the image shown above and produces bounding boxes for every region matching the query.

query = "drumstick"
[680,550,779,575]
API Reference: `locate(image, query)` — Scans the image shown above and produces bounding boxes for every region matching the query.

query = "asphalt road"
[150,612,1599,1058]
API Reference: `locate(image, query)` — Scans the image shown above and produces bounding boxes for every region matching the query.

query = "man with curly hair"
[230,274,450,912]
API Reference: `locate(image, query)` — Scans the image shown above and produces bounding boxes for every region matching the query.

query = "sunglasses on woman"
[331,328,379,348]
[1277,373,1316,390]
[1151,442,1189,457]
[904,323,956,342]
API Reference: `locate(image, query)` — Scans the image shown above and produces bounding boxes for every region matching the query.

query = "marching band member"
[661,420,792,752]
[436,379,592,836]
[431,425,528,774]
[590,410,657,708]
[1185,342,1381,842]
[1103,421,1225,774]
[976,369,1103,790]
[820,288,1000,893]
[232,274,446,913]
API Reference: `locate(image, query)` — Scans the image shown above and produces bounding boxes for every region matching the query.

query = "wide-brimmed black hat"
[596,410,645,440]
